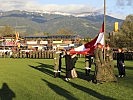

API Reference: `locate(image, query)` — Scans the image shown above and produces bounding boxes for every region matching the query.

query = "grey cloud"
[116,0,125,6]
[127,0,133,6]
[116,0,133,6]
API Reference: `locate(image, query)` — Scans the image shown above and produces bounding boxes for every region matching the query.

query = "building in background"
[23,34,80,50]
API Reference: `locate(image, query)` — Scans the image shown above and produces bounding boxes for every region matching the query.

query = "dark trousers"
[85,69,91,76]
[66,70,71,78]
[85,58,92,76]
[117,61,125,75]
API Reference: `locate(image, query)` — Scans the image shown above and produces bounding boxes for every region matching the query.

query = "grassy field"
[0,58,133,100]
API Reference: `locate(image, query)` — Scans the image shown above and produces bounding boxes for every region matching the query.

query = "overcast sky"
[0,0,132,19]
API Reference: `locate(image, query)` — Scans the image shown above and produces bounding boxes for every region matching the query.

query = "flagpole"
[104,0,106,61]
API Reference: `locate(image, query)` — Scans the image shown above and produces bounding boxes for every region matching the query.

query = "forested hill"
[0,10,123,38]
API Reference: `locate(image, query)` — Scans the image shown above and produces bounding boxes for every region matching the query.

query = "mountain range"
[0,10,123,38]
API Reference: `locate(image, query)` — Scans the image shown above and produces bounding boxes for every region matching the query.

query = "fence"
[0,51,54,59]
[113,52,133,60]
[0,51,133,60]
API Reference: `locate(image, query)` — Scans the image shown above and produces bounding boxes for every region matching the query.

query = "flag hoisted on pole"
[70,23,104,55]
[69,0,106,55]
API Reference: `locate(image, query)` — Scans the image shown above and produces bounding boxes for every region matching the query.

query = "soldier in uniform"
[105,44,117,82]
[53,46,62,78]
[85,54,93,76]
[93,43,105,84]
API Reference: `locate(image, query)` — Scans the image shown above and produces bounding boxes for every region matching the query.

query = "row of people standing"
[93,43,117,84]
[106,46,125,78]
[53,44,125,83]
[92,43,126,84]
[85,43,122,83]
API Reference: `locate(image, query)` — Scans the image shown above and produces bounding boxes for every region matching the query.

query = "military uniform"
[105,49,114,66]
[94,47,105,83]
[53,50,62,78]
[85,54,93,76]
[105,49,117,82]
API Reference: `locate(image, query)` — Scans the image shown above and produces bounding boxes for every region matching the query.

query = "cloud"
[107,12,125,19]
[0,0,36,11]
[37,4,102,13]
[116,0,125,6]
[116,0,133,6]
[0,0,130,19]
[127,0,133,6]
[0,0,102,13]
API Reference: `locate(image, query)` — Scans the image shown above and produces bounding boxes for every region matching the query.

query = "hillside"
[0,10,123,38]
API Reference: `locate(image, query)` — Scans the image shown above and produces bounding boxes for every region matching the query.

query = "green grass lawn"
[0,58,133,100]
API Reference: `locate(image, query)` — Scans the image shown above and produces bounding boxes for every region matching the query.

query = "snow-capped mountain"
[0,10,123,37]
[25,10,102,17]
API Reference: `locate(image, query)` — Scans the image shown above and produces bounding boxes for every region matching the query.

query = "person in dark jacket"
[117,48,125,77]
[64,50,73,81]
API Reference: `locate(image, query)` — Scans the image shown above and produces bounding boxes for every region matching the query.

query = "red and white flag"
[70,23,104,55]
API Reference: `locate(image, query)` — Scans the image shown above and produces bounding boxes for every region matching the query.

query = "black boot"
[54,72,57,78]
[85,69,89,76]
[85,69,87,76]
[58,72,61,78]
[88,69,91,75]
